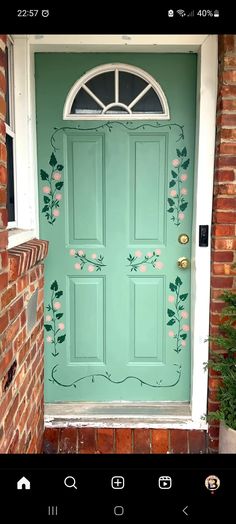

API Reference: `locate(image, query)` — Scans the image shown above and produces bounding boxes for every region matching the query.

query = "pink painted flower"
[43,186,51,194]
[170,189,177,197]
[155,248,161,255]
[168,330,175,337]
[180,173,188,181]
[88,264,95,272]
[55,193,62,201]
[53,209,60,217]
[54,301,61,310]
[74,263,81,270]
[155,261,164,270]
[182,324,190,332]
[180,187,188,195]
[178,212,185,221]
[78,250,84,256]
[172,159,180,167]
[168,295,175,303]
[69,249,76,256]
[46,315,52,322]
[181,340,186,347]
[146,252,153,258]
[58,322,65,330]
[53,172,62,181]
[91,253,97,259]
[46,336,52,343]
[139,264,147,273]
[135,250,142,258]
[181,311,188,319]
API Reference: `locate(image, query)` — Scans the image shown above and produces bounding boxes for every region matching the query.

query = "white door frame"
[12,34,218,429]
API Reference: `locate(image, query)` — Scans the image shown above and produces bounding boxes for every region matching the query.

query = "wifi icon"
[177,9,186,16]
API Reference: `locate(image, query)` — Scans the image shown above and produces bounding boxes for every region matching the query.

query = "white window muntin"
[6,35,17,228]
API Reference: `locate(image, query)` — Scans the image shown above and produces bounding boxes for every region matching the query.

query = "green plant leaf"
[167,309,175,317]
[171,170,178,178]
[57,334,66,344]
[55,182,64,190]
[176,148,182,157]
[180,333,187,340]
[57,164,64,171]
[182,159,190,170]
[168,198,175,206]
[182,147,187,157]
[169,179,176,188]
[180,293,188,301]
[180,202,188,212]
[56,313,63,319]
[50,280,58,291]
[175,277,182,286]
[167,318,176,325]
[44,324,52,331]
[167,208,174,213]
[40,169,49,180]
[55,290,63,298]
[49,152,57,167]
[44,196,50,204]
[169,283,177,292]
[42,205,49,212]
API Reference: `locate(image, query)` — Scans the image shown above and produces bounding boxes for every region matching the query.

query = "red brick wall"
[208,34,236,452]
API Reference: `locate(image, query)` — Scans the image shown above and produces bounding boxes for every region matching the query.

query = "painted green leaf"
[42,205,49,212]
[171,170,178,178]
[55,290,63,298]
[57,334,66,344]
[175,277,182,286]
[40,169,49,180]
[55,182,64,190]
[49,152,57,167]
[44,324,52,331]
[182,159,190,170]
[169,180,176,188]
[180,293,188,301]
[176,149,182,157]
[179,305,184,310]
[167,309,175,317]
[167,208,174,213]
[44,196,50,204]
[168,198,175,206]
[167,318,176,325]
[182,147,187,157]
[50,280,58,291]
[57,164,64,171]
[180,202,188,212]
[169,283,177,292]
[180,333,187,340]
[56,313,63,319]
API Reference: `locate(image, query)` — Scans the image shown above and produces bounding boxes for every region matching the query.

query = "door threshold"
[45,402,206,429]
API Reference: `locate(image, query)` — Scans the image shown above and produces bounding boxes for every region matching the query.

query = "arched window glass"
[64,64,170,120]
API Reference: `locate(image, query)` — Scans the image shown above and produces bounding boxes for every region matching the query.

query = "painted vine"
[41,152,64,225]
[167,147,190,226]
[45,280,66,357]
[127,249,163,272]
[69,249,106,272]
[167,277,189,353]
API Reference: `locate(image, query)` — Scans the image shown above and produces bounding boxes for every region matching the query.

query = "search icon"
[64,476,77,489]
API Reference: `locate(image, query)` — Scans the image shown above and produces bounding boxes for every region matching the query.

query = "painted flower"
[55,193,62,201]
[58,322,65,330]
[70,249,76,256]
[155,248,161,255]
[53,209,60,217]
[54,301,61,310]
[78,250,84,256]
[74,263,81,270]
[181,340,186,347]
[46,315,52,322]
[146,252,153,258]
[182,324,190,332]
[181,311,188,319]
[170,189,177,197]
[139,264,147,273]
[168,295,175,303]
[43,186,51,194]
[180,173,188,181]
[178,212,185,220]
[168,330,175,337]
[53,172,62,181]
[91,253,97,259]
[155,261,164,270]
[88,264,95,272]
[46,336,52,343]
[172,159,180,167]
[135,250,142,258]
[180,187,188,195]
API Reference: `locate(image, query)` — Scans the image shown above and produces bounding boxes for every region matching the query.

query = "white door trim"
[12,34,217,429]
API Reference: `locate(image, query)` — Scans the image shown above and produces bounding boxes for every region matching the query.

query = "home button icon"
[17,477,31,490]
[114,506,124,516]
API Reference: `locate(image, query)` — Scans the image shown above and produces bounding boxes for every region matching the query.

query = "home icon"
[17,477,31,490]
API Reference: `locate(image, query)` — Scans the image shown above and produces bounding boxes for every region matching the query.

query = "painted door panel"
[35,53,197,402]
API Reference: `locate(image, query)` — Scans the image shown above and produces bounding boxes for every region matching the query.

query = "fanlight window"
[63,64,170,120]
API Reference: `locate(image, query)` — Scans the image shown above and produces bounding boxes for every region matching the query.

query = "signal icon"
[187,10,194,17]
[177,9,186,17]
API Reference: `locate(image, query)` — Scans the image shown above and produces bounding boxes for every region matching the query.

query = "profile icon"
[205,475,220,492]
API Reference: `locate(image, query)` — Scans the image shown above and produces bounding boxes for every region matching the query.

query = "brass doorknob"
[178,257,190,269]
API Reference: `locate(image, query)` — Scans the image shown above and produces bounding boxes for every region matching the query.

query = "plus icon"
[111,476,125,489]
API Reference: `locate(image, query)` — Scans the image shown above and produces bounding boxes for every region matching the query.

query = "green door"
[36,53,196,402]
